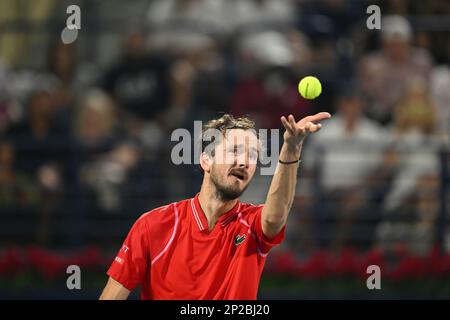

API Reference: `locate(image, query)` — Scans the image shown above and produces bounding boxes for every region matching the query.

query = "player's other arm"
[261,113,331,239]
[99,277,131,300]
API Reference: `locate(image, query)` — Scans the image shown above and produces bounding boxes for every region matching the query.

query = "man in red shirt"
[100,112,330,300]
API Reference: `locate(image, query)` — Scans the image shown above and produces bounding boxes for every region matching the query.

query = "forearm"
[99,277,130,300]
[262,142,302,238]
[261,111,330,239]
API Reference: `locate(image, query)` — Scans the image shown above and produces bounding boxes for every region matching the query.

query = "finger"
[281,116,295,136]
[304,122,312,134]
[309,112,332,122]
[288,115,299,135]
[298,122,310,136]
[300,112,331,125]
[308,123,322,133]
[283,115,295,134]
[281,116,293,131]
[315,124,323,132]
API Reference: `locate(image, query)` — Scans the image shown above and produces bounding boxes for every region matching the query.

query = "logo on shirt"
[234,234,246,246]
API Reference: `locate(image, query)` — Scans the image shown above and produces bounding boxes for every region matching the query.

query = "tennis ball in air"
[298,76,322,99]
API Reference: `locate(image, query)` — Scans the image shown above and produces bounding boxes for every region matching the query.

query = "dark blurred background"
[0,0,449,299]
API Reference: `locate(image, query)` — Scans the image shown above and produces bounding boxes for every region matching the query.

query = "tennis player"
[100,112,331,300]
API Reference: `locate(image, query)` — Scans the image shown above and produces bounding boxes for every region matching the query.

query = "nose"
[238,162,248,169]
[236,152,250,169]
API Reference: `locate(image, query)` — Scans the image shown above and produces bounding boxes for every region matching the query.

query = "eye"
[249,152,258,161]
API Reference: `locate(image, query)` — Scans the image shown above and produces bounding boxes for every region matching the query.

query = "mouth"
[229,170,247,182]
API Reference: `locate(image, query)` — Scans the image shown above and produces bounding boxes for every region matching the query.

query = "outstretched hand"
[281,112,331,147]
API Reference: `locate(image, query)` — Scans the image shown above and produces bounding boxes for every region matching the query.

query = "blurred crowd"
[0,0,449,257]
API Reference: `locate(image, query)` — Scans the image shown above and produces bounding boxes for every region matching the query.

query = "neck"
[198,180,238,231]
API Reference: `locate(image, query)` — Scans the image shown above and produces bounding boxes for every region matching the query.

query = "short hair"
[200,114,256,157]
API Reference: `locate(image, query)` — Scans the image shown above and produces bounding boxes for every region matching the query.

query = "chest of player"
[149,217,259,287]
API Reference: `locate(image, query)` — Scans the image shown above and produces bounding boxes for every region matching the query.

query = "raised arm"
[99,277,131,300]
[261,112,331,239]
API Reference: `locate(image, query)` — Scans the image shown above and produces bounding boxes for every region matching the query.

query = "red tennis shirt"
[107,193,285,300]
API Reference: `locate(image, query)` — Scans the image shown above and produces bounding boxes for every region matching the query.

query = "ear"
[200,152,212,173]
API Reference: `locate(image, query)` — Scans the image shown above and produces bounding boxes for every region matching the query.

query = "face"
[383,38,409,62]
[202,129,259,201]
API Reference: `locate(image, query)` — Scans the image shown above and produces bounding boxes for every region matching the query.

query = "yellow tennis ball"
[298,76,322,99]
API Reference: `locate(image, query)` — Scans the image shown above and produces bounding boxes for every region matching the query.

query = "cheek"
[211,165,228,180]
[247,165,257,180]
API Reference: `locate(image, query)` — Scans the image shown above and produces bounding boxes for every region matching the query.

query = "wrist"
[280,141,302,162]
[279,158,301,165]
[285,141,302,155]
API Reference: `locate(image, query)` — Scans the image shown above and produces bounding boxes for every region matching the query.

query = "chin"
[219,187,244,201]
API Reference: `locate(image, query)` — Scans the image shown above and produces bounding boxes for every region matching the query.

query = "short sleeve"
[107,219,150,291]
[251,205,286,255]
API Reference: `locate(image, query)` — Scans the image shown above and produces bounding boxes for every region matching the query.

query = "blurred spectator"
[7,90,69,180]
[73,90,122,162]
[0,140,40,213]
[303,86,386,250]
[376,78,440,255]
[73,89,160,215]
[382,78,439,212]
[430,36,450,139]
[358,15,433,125]
[147,0,297,37]
[300,0,367,38]
[47,42,100,113]
[237,30,296,74]
[74,89,120,214]
[102,30,172,121]
[147,0,230,34]
[304,87,386,192]
[230,66,311,129]
[5,89,67,246]
[0,61,14,134]
[102,30,173,154]
[177,42,231,122]
[79,141,141,214]
[146,0,233,128]
[232,0,297,31]
[2,41,98,135]
[230,30,312,129]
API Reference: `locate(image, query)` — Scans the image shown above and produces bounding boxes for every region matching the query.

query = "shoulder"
[128,200,189,247]
[136,199,187,229]
[238,202,264,220]
[137,203,171,223]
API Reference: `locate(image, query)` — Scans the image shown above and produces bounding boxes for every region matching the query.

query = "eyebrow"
[228,145,259,152]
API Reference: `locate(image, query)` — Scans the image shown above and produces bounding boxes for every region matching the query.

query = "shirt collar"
[190,193,241,232]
